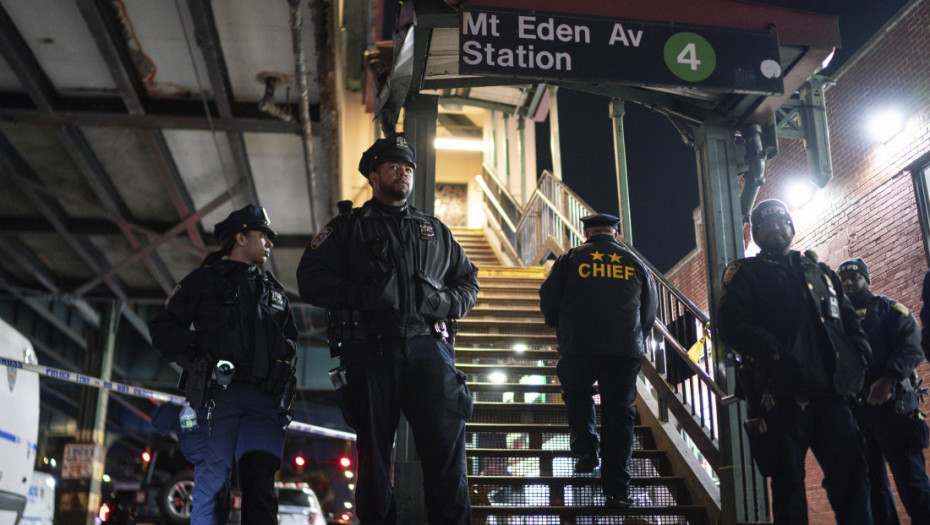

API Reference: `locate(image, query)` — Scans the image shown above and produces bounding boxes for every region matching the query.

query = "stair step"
[470,475,685,488]
[456,333,557,344]
[455,348,556,360]
[467,423,650,433]
[477,280,545,289]
[459,364,555,376]
[467,382,564,393]
[467,448,667,460]
[477,267,548,279]
[469,505,706,522]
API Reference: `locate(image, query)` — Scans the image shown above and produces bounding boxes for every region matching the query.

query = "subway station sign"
[459,8,784,95]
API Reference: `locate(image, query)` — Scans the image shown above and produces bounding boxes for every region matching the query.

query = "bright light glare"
[141,451,151,463]
[50,459,56,468]
[294,456,306,467]
[489,371,507,384]
[434,138,484,151]
[512,344,527,353]
[786,181,816,208]
[339,456,352,468]
[868,109,906,143]
[344,501,354,509]
[344,470,354,478]
[102,474,111,483]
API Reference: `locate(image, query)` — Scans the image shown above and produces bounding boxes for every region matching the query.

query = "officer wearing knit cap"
[717,198,872,523]
[749,198,794,238]
[837,257,870,284]
[838,256,930,524]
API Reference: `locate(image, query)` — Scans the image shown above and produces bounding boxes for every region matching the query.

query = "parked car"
[276,482,325,525]
[98,435,240,525]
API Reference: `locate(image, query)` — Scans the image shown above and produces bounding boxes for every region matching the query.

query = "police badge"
[419,220,436,241]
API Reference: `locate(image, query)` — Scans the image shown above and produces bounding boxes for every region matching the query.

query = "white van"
[0,318,40,525]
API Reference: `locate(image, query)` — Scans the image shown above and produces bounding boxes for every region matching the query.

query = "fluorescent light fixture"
[489,371,507,384]
[786,181,816,208]
[867,108,906,143]
[435,137,484,151]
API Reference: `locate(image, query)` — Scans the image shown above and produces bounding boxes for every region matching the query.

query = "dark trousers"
[177,382,285,525]
[853,402,930,525]
[557,354,641,499]
[753,396,871,525]
[339,335,472,525]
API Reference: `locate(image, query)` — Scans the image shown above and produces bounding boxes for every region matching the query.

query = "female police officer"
[149,204,299,525]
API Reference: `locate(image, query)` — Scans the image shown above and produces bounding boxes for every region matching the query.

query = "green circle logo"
[664,32,716,82]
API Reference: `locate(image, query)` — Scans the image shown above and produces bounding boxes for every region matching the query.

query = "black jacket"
[149,259,299,379]
[538,233,657,357]
[296,199,479,339]
[718,250,871,398]
[920,269,930,358]
[850,291,923,388]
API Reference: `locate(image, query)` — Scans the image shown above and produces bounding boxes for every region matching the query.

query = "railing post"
[695,121,767,524]
[609,99,634,245]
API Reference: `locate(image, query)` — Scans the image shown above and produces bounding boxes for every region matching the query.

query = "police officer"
[149,204,299,525]
[717,199,872,524]
[296,135,479,525]
[839,257,930,524]
[538,213,657,509]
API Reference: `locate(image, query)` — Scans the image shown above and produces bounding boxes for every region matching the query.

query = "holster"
[262,359,295,395]
[185,355,212,410]
[326,309,366,357]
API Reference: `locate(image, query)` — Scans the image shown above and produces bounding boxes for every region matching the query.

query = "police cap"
[580,213,621,230]
[749,199,794,237]
[213,204,277,242]
[837,257,870,284]
[358,134,417,177]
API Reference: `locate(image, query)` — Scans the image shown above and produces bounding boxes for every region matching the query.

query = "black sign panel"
[459,8,784,95]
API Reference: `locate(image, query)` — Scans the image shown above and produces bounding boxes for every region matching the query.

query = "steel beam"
[186,0,259,204]
[74,179,248,296]
[695,121,767,524]
[77,0,207,250]
[0,103,304,133]
[2,3,176,295]
[0,5,57,110]
[0,237,101,328]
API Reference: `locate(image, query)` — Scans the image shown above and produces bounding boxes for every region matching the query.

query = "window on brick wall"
[911,151,930,265]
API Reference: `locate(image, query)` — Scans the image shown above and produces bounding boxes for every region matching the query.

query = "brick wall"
[665,0,930,522]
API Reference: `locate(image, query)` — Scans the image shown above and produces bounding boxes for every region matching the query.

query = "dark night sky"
[535,0,910,272]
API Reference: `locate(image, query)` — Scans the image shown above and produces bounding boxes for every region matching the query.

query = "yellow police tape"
[0,356,355,441]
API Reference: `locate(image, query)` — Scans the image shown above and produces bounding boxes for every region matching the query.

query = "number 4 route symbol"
[664,32,716,82]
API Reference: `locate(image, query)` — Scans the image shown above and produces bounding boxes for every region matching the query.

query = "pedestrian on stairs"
[296,134,479,525]
[539,213,657,509]
[717,199,872,524]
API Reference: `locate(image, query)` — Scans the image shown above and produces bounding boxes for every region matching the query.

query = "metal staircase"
[448,261,710,524]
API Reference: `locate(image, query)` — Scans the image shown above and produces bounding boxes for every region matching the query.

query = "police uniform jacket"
[296,199,479,339]
[149,259,299,379]
[848,291,923,389]
[718,250,871,398]
[539,233,657,357]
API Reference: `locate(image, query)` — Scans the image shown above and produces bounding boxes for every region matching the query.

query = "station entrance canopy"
[375,0,840,126]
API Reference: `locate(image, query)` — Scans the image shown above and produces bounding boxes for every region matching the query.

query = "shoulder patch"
[165,284,181,307]
[310,226,333,250]
[722,262,741,286]
[892,301,910,317]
